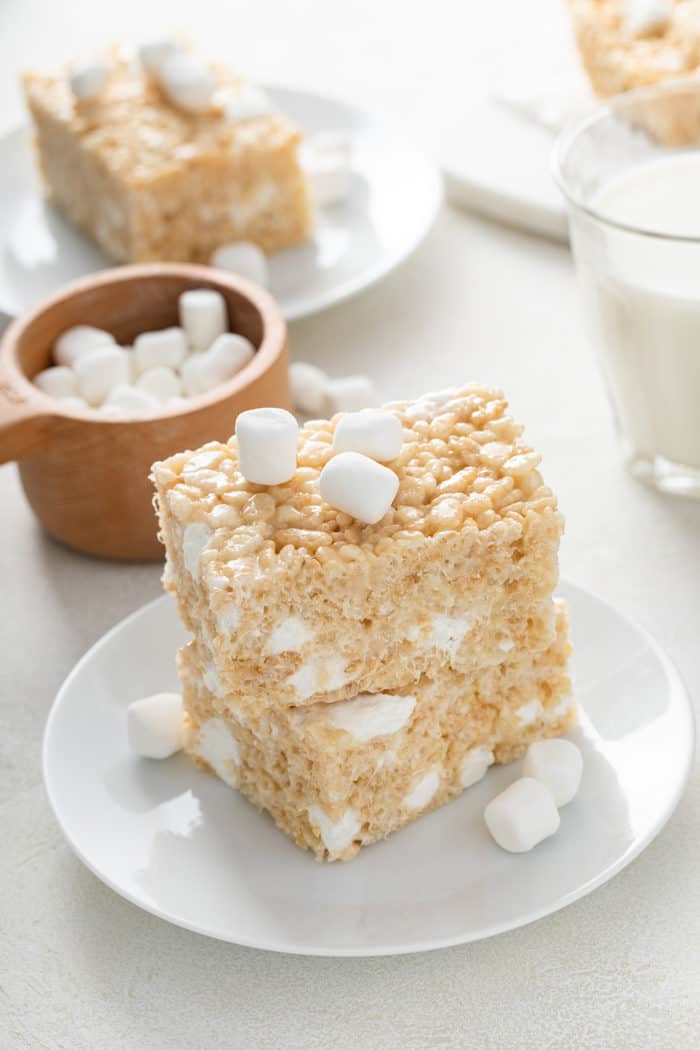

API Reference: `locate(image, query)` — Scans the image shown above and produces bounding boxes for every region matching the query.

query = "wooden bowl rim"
[0,263,287,425]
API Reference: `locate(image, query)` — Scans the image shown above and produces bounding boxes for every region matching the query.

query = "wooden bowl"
[0,264,289,561]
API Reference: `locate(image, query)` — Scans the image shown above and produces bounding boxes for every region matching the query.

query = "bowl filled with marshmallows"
[0,264,288,559]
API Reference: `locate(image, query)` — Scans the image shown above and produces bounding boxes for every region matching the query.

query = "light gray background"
[1,2,698,1047]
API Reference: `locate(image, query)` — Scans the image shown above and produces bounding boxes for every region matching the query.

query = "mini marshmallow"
[333,410,403,462]
[484,777,560,853]
[624,0,673,36]
[158,53,215,113]
[103,384,159,417]
[53,325,115,367]
[179,288,228,351]
[522,738,583,807]
[69,57,109,101]
[209,241,269,287]
[235,407,299,485]
[182,333,255,396]
[74,345,130,406]
[33,365,78,400]
[127,692,184,759]
[289,361,330,417]
[319,451,398,524]
[324,375,379,414]
[138,36,183,74]
[133,326,187,373]
[57,395,89,411]
[136,366,182,402]
[301,131,353,207]
[223,83,276,124]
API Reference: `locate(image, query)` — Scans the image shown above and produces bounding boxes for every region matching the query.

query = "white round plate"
[0,86,442,322]
[43,580,694,957]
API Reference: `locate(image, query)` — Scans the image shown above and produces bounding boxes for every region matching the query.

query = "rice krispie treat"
[179,601,573,861]
[22,45,311,263]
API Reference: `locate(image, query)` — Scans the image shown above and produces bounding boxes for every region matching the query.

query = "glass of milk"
[554,81,700,498]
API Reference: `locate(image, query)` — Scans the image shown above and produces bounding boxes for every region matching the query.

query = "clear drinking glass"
[553,81,700,498]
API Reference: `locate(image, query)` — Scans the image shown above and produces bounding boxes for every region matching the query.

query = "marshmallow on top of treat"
[235,407,299,486]
[223,84,276,124]
[624,0,673,37]
[69,57,109,101]
[138,36,183,74]
[333,409,403,462]
[158,53,215,113]
[319,451,399,525]
[484,777,560,853]
[210,241,269,288]
[128,692,185,759]
[522,738,583,807]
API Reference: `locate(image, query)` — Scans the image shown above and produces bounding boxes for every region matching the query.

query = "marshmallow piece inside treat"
[74,345,130,406]
[69,57,109,101]
[181,334,254,396]
[33,365,78,400]
[53,325,115,367]
[133,327,187,373]
[484,777,560,853]
[289,361,330,417]
[319,451,398,525]
[128,692,185,759]
[136,366,182,402]
[301,131,353,207]
[460,745,494,789]
[223,83,276,123]
[138,36,183,74]
[179,289,228,351]
[327,692,416,742]
[333,409,403,462]
[210,241,269,287]
[158,53,215,113]
[624,0,673,36]
[522,738,583,807]
[235,407,299,485]
[324,375,379,414]
[103,384,158,417]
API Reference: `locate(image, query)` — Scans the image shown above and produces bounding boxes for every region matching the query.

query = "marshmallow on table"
[179,289,228,351]
[74,345,130,406]
[182,333,255,396]
[128,693,185,759]
[235,407,299,485]
[522,738,583,807]
[69,57,109,101]
[133,326,187,373]
[136,366,182,402]
[33,365,78,400]
[333,410,403,462]
[484,777,560,853]
[103,384,158,417]
[138,36,183,74]
[223,84,276,123]
[319,451,398,525]
[158,54,215,113]
[209,241,269,288]
[301,131,353,207]
[324,375,379,414]
[289,361,330,417]
[53,325,115,368]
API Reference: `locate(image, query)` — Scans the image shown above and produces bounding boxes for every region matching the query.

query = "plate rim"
[42,580,695,957]
[0,85,443,323]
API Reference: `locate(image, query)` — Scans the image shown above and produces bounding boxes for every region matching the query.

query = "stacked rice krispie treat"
[152,386,574,861]
[23,42,311,263]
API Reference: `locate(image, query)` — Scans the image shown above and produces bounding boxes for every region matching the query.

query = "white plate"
[0,86,442,322]
[43,580,694,957]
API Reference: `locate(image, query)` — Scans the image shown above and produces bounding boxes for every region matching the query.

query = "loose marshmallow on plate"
[53,325,115,367]
[324,375,379,414]
[624,0,673,37]
[103,384,158,417]
[136,366,182,402]
[301,131,353,207]
[127,692,185,759]
[333,410,403,462]
[182,333,255,396]
[33,365,78,400]
[289,361,330,417]
[223,83,276,124]
[235,407,299,485]
[158,53,216,113]
[179,288,228,351]
[74,345,130,406]
[319,451,398,525]
[138,36,183,74]
[209,241,269,288]
[133,326,187,373]
[484,777,560,853]
[69,57,109,101]
[522,738,583,807]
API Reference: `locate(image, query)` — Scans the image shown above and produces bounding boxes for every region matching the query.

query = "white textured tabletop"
[1,2,698,1047]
